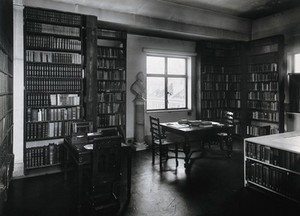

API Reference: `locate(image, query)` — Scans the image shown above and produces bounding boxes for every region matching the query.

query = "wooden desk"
[160,121,231,168]
[63,135,132,211]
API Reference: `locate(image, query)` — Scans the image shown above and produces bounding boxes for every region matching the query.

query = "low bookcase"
[244,131,300,202]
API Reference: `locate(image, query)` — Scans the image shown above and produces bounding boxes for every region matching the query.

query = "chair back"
[149,116,162,144]
[222,111,234,126]
[91,135,122,193]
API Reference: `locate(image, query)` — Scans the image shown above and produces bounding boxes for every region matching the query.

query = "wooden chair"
[89,135,122,216]
[215,111,234,157]
[149,116,179,171]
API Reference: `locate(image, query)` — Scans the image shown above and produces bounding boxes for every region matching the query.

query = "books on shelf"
[25,7,82,26]
[25,143,62,168]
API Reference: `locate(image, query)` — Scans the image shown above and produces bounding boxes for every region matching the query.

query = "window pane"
[147,77,165,109]
[295,54,300,73]
[167,58,186,75]
[167,78,186,109]
[147,56,165,74]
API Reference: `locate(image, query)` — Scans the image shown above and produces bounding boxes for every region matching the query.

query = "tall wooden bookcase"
[0,0,14,204]
[23,7,84,174]
[95,25,127,137]
[23,7,128,175]
[197,41,244,136]
[197,35,284,138]
[246,36,284,136]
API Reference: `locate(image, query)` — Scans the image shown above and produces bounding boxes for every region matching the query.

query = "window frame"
[293,53,300,73]
[146,54,189,111]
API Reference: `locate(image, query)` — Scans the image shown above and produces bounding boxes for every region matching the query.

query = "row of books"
[97,81,126,92]
[49,94,80,106]
[248,63,278,73]
[201,109,240,120]
[26,63,82,78]
[25,7,82,26]
[201,65,240,74]
[202,74,241,82]
[96,69,125,81]
[0,111,13,144]
[27,107,81,122]
[248,91,279,101]
[97,29,126,39]
[25,144,62,169]
[0,49,8,74]
[201,91,240,100]
[251,111,279,122]
[26,121,74,140]
[26,79,81,92]
[96,114,125,128]
[247,72,278,82]
[26,50,82,64]
[248,82,278,91]
[97,59,125,69]
[97,103,122,114]
[202,82,240,91]
[26,21,80,37]
[246,160,300,200]
[246,125,271,137]
[97,47,125,59]
[26,35,81,51]
[97,92,125,102]
[0,95,13,120]
[247,101,278,111]
[0,72,13,93]
[245,142,300,171]
[201,100,241,109]
[249,44,278,55]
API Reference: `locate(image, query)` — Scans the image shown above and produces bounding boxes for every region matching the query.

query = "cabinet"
[246,36,284,136]
[23,7,84,174]
[244,131,300,202]
[96,26,127,136]
[197,41,243,135]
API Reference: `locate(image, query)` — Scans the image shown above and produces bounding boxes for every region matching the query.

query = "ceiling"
[51,0,300,20]
[160,0,300,19]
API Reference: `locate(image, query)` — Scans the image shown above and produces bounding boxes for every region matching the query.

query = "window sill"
[147,109,192,114]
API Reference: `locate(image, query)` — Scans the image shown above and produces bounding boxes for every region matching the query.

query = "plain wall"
[126,34,197,142]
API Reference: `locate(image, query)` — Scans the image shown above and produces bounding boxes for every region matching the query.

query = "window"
[294,53,300,73]
[146,55,190,110]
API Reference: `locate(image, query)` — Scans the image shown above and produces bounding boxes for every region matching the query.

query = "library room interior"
[1,0,300,215]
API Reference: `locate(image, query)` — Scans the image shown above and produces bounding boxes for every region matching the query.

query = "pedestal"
[133,97,148,151]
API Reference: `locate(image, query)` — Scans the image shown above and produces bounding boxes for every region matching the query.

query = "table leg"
[183,135,191,168]
[127,149,132,200]
[63,146,69,182]
[77,164,83,210]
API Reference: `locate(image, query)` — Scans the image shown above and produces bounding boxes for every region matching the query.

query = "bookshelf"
[23,7,84,174]
[244,131,300,202]
[0,0,13,203]
[96,26,127,136]
[246,36,284,136]
[197,41,243,136]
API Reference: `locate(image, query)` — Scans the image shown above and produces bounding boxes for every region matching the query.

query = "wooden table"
[63,135,132,212]
[160,121,231,169]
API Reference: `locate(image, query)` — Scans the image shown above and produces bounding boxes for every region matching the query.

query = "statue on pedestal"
[130,72,147,151]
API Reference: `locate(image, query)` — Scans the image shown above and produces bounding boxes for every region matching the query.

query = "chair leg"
[175,144,178,167]
[152,144,155,165]
[159,145,163,171]
[226,137,233,158]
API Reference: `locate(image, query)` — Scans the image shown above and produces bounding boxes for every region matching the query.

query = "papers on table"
[83,144,93,150]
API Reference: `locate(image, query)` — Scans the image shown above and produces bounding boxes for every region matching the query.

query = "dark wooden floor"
[2,140,300,216]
